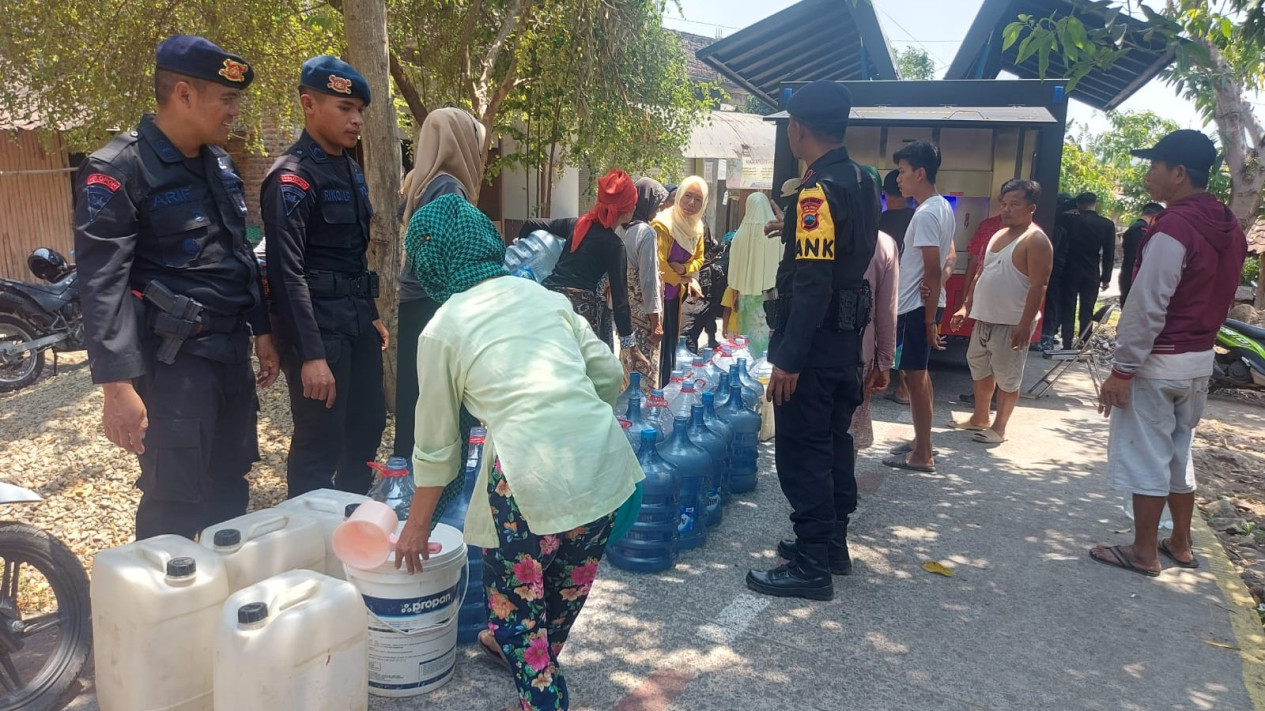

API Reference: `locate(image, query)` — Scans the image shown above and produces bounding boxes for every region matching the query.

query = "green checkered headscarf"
[405,194,507,304]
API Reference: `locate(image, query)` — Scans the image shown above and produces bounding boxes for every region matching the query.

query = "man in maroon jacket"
[1090,130,1248,577]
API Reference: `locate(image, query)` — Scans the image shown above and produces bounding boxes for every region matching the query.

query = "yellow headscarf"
[400,108,487,223]
[654,176,708,254]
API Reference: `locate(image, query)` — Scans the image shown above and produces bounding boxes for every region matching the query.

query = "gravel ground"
[0,352,396,573]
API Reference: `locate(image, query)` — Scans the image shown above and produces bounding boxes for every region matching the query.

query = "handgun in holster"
[142,280,205,365]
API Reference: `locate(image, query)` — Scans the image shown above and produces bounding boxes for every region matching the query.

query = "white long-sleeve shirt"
[1112,232,1213,380]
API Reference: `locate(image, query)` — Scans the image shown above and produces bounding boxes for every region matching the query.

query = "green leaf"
[1038,45,1050,80]
[1067,16,1089,48]
[1016,33,1040,64]
[1221,17,1234,39]
[1003,21,1024,50]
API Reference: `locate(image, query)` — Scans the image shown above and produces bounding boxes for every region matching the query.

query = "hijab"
[728,192,782,295]
[401,108,487,222]
[654,175,708,253]
[404,194,507,304]
[573,169,638,253]
[632,177,668,224]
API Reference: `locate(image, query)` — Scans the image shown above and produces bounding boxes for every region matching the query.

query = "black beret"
[300,55,371,106]
[155,35,254,89]
[786,81,853,133]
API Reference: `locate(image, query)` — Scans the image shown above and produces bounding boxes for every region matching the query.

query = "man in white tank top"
[948,179,1053,444]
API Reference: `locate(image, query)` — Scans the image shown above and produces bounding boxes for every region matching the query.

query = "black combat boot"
[776,539,853,575]
[746,544,834,601]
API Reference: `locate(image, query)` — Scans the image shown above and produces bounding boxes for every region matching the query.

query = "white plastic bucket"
[343,522,468,698]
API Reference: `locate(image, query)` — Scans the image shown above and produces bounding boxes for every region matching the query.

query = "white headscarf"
[653,176,708,254]
[727,192,781,295]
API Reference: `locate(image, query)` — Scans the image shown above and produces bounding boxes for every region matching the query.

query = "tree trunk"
[344,0,404,411]
[1197,38,1265,307]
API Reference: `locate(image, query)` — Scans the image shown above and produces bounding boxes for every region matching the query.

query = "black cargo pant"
[133,352,257,540]
[1059,273,1100,348]
[771,329,863,554]
[283,322,386,498]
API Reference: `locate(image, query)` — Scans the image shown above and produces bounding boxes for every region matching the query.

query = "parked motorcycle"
[1213,319,1265,391]
[0,249,84,392]
[0,482,91,710]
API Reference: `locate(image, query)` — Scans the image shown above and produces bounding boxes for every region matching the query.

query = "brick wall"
[227,121,297,243]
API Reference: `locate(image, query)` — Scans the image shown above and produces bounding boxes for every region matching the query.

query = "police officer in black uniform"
[262,56,387,498]
[746,81,879,601]
[74,36,279,540]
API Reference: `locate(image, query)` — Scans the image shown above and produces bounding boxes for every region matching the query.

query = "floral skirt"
[551,286,609,348]
[484,461,614,710]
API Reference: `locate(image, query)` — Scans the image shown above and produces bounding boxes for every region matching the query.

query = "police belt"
[769,282,873,334]
[305,270,379,299]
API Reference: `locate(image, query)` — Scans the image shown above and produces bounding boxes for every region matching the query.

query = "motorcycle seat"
[1226,319,1265,342]
[21,281,72,297]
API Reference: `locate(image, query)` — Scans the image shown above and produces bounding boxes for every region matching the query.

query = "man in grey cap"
[747,80,879,601]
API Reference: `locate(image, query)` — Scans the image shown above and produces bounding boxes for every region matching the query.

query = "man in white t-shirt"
[883,141,956,473]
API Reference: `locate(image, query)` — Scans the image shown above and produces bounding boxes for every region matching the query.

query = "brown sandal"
[478,630,513,674]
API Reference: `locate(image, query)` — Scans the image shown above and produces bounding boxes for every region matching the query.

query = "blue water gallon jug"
[727,364,761,412]
[623,396,663,447]
[615,371,642,416]
[437,427,488,644]
[657,417,708,551]
[732,358,766,403]
[708,371,731,402]
[686,405,726,527]
[701,392,734,504]
[719,383,760,494]
[607,430,681,573]
[504,229,564,283]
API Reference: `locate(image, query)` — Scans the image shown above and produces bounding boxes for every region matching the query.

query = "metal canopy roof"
[945,0,1176,111]
[696,0,898,107]
[766,105,1059,125]
[684,111,775,161]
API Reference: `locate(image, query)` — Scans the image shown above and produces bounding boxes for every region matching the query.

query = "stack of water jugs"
[609,336,765,573]
[90,433,490,711]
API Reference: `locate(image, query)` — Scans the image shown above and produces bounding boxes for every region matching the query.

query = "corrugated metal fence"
[0,130,74,281]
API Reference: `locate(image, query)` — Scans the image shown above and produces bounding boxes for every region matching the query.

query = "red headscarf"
[572,169,638,252]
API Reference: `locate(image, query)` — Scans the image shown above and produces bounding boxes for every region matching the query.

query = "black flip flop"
[1159,539,1201,569]
[477,631,513,675]
[1089,545,1160,578]
[882,455,935,473]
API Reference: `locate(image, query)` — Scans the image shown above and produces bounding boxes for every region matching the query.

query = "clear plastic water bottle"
[669,382,699,419]
[675,340,698,367]
[504,230,565,283]
[689,357,711,391]
[731,336,754,364]
[367,457,414,521]
[751,349,773,386]
[663,370,686,404]
[645,389,675,438]
[712,345,736,374]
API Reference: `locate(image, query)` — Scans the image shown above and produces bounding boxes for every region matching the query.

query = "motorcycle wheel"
[0,523,91,711]
[0,315,44,393]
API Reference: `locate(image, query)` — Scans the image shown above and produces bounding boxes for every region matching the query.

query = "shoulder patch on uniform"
[795,184,835,261]
[279,173,310,191]
[84,173,121,223]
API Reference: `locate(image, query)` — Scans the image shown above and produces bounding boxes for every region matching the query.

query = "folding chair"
[1024,303,1118,399]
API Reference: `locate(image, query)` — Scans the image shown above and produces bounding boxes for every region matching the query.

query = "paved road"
[63,349,1265,710]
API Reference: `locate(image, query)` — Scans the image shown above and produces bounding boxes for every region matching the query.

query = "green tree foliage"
[1005,1,1265,305]
[1059,135,1119,216]
[0,1,334,150]
[895,47,938,80]
[385,0,713,207]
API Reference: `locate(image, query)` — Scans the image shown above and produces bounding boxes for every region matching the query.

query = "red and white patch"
[278,173,310,190]
[86,173,120,191]
[327,75,353,95]
[219,59,250,83]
